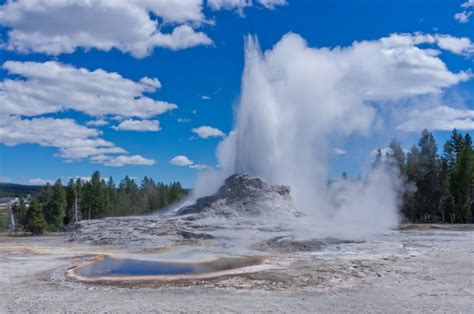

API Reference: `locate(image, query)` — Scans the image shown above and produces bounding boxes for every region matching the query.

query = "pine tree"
[24,199,47,235]
[140,177,159,212]
[17,198,28,229]
[49,179,67,231]
[443,130,461,168]
[113,182,131,216]
[157,182,170,208]
[404,145,420,221]
[84,171,111,219]
[128,178,140,213]
[66,179,81,225]
[415,129,441,222]
[39,183,53,225]
[168,182,183,204]
[439,157,454,223]
[106,176,116,215]
[65,179,75,225]
[388,139,405,175]
[450,144,473,223]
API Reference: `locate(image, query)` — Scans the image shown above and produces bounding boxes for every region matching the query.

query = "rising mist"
[193,33,467,239]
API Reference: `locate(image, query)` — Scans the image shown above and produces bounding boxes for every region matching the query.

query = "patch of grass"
[0,209,9,230]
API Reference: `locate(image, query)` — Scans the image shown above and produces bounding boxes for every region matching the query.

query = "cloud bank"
[1,61,176,118]
[0,0,287,57]
[0,0,212,57]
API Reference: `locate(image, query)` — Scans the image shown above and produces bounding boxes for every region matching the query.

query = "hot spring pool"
[69,255,266,282]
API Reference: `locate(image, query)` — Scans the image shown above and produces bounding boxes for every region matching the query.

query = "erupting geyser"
[190,33,434,239]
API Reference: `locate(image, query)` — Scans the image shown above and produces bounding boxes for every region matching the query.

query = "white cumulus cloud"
[397,106,474,132]
[0,0,212,57]
[112,119,161,132]
[208,0,286,12]
[455,0,474,23]
[0,61,177,118]
[94,155,156,167]
[170,155,194,166]
[0,116,155,166]
[170,155,210,170]
[192,126,225,138]
[434,34,474,56]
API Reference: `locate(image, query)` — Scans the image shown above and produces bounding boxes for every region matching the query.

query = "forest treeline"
[14,171,187,234]
[373,129,473,224]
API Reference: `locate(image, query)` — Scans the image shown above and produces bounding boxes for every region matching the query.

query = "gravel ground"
[0,225,473,313]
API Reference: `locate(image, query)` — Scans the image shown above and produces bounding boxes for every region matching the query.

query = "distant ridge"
[0,183,44,198]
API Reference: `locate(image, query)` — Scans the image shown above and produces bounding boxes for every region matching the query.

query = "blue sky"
[0,0,473,187]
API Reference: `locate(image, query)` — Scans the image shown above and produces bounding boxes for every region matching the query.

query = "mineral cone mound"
[177,173,295,217]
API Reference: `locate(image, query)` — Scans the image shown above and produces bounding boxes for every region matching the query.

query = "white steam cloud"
[193,32,468,239]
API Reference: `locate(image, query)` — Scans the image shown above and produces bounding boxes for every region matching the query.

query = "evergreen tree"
[39,183,53,224]
[113,181,132,216]
[66,179,81,225]
[80,180,93,220]
[127,178,140,213]
[24,199,47,235]
[404,145,420,221]
[65,179,75,225]
[388,139,405,175]
[157,182,170,208]
[89,171,102,218]
[450,145,473,223]
[86,171,110,219]
[141,177,159,212]
[415,129,441,222]
[168,182,183,204]
[17,198,28,229]
[439,158,454,223]
[49,179,67,231]
[443,129,462,168]
[106,176,116,215]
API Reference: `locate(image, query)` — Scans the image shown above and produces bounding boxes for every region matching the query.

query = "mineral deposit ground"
[1,175,474,313]
[1,225,473,313]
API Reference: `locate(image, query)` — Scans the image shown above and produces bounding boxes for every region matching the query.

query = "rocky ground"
[0,226,473,313]
[1,175,473,312]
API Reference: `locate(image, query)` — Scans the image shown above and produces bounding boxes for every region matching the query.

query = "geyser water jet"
[193,32,466,239]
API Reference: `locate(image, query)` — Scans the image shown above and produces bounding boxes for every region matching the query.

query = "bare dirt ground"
[0,225,473,313]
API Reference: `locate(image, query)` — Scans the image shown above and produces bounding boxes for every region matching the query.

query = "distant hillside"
[0,183,44,198]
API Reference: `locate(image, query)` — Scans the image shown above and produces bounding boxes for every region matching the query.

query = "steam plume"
[193,33,467,238]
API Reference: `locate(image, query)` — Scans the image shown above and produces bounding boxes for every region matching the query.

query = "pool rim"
[66,255,274,283]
